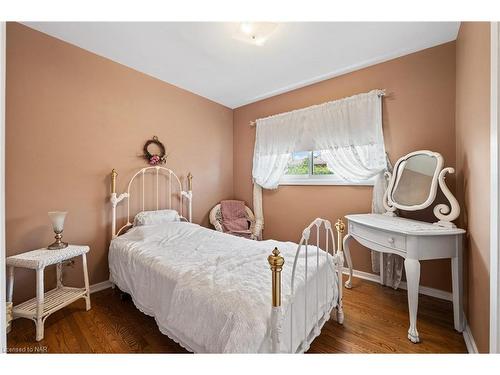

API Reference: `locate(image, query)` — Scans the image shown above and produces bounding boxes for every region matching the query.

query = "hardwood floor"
[7,277,467,353]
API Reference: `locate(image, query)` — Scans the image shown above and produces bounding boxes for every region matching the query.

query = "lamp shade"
[48,211,67,233]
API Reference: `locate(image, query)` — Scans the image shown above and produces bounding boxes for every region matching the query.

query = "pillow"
[133,209,180,226]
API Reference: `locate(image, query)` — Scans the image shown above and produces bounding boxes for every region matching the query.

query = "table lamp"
[47,211,68,249]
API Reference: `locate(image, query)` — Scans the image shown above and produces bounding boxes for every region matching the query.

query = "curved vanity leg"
[404,258,420,343]
[343,234,354,289]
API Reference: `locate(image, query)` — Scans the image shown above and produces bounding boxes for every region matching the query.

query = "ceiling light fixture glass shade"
[240,22,254,35]
[233,22,279,46]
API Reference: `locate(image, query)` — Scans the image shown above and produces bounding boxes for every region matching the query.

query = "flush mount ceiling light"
[233,22,279,46]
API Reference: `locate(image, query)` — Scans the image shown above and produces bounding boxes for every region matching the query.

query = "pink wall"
[455,22,491,353]
[6,23,234,303]
[233,42,457,292]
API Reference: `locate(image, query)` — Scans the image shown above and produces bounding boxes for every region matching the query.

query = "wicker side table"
[6,245,91,341]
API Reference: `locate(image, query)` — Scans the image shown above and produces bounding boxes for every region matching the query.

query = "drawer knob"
[387,237,395,244]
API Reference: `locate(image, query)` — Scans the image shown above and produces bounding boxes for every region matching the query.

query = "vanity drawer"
[349,222,406,251]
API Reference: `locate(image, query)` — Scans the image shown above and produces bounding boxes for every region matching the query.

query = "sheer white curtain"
[307,90,388,215]
[252,112,304,189]
[308,91,404,288]
[369,157,404,289]
[253,90,387,186]
[308,90,386,181]
[252,112,304,237]
[252,89,387,225]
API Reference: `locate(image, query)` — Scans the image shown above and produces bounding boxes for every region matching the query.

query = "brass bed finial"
[268,247,284,307]
[335,218,345,253]
[187,172,193,191]
[111,169,117,194]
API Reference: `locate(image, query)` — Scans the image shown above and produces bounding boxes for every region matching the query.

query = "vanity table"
[342,150,465,343]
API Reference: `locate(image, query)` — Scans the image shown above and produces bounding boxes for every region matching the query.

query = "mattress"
[109,221,338,353]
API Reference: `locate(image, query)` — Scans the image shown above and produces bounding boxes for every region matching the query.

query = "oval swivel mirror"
[391,153,440,208]
[384,150,460,227]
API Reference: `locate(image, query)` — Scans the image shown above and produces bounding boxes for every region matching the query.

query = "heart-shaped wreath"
[143,136,167,165]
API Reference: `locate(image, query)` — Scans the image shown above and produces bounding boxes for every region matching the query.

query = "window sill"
[279,178,375,186]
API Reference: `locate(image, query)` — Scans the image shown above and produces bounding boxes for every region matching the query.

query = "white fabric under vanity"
[109,221,338,353]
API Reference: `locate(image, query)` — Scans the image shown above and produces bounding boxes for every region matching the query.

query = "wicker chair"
[209,203,259,240]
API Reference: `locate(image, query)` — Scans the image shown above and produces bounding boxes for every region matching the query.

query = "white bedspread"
[109,222,338,353]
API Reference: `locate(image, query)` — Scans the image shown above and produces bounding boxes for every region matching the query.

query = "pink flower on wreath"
[149,155,160,165]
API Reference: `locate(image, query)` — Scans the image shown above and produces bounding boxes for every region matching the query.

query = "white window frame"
[279,151,376,186]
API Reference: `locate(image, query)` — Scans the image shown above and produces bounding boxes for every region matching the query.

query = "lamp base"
[48,241,68,250]
[48,232,68,250]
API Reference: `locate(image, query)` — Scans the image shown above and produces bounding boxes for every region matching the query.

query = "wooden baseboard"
[89,280,113,294]
[463,321,479,353]
[343,267,453,301]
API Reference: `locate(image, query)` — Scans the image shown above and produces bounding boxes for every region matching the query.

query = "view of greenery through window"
[285,151,333,175]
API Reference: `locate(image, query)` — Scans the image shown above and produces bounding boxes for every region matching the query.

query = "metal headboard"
[109,166,193,238]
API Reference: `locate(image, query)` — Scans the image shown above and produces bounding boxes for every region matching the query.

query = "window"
[280,151,375,186]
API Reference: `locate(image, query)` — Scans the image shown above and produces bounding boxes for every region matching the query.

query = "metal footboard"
[268,218,345,353]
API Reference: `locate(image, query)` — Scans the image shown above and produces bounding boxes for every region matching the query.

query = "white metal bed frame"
[110,166,193,239]
[109,167,345,353]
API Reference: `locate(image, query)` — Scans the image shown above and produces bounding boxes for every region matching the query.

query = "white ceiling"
[23,22,460,108]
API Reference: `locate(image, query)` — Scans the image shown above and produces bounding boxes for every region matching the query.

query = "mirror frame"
[386,150,443,211]
[383,150,461,228]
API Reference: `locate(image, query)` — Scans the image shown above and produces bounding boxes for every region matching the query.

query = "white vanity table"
[342,150,466,343]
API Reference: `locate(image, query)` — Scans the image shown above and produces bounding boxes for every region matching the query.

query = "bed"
[108,166,345,353]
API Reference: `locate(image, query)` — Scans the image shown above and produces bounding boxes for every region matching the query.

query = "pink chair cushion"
[220,200,251,238]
